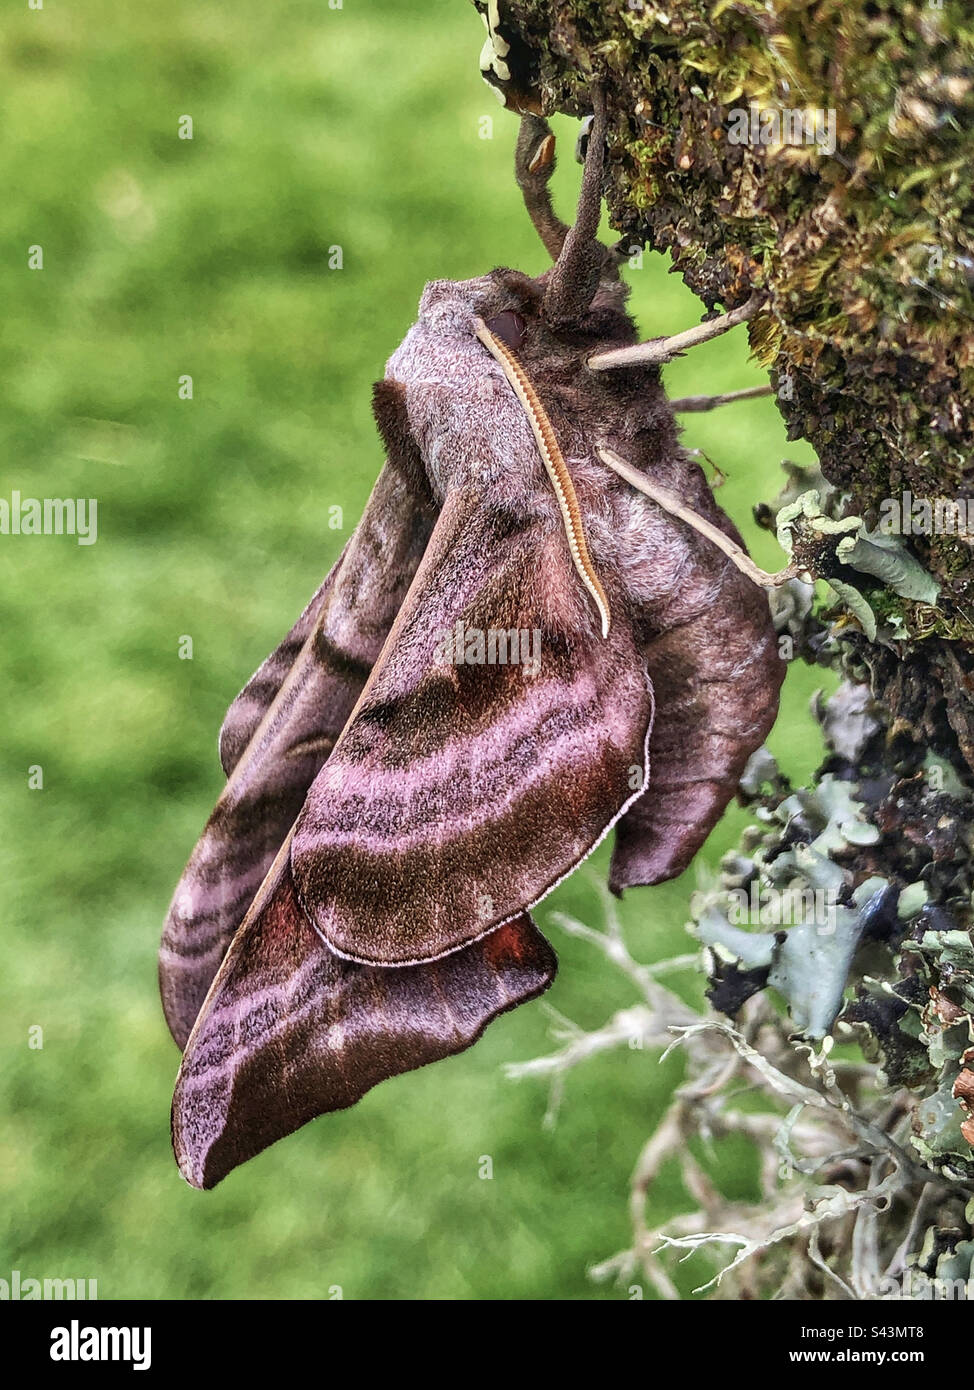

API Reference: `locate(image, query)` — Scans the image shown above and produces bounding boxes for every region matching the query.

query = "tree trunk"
[475,0,974,1298]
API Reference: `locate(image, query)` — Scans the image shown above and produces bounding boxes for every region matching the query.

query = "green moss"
[481,0,974,636]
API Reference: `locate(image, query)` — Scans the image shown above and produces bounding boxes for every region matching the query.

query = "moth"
[159,91,784,1189]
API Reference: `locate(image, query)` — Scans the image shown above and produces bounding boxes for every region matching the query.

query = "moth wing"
[160,382,437,1047]
[172,854,555,1189]
[217,566,338,779]
[290,484,655,967]
[219,381,435,775]
[611,497,784,890]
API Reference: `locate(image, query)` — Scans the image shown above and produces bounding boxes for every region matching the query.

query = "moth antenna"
[588,293,765,370]
[670,383,774,413]
[515,115,570,262]
[474,316,612,638]
[597,444,798,591]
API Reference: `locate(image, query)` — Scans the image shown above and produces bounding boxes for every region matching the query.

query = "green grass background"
[0,0,825,1300]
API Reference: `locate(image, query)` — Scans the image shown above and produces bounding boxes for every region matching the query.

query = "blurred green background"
[0,0,825,1299]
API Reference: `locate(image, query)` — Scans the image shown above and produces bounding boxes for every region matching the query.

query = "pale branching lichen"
[514,682,974,1298]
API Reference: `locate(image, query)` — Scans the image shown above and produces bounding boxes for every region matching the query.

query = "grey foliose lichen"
[689,678,974,1185]
[775,488,941,640]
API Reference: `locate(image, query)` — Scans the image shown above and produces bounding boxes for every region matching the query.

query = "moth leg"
[515,114,569,262]
[670,384,774,413]
[588,293,764,371]
[573,113,594,165]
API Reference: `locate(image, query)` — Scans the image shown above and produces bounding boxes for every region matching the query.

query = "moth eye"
[484,310,528,352]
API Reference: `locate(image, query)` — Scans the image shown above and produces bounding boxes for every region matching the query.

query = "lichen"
[478,0,974,1298]
[689,680,974,1184]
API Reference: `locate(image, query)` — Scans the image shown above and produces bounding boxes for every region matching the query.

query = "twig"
[588,294,764,370]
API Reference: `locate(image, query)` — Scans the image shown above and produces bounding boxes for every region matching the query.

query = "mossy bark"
[474,0,974,768]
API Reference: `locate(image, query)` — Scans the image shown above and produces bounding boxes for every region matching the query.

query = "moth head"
[479,87,636,358]
[403,269,635,406]
[481,308,528,353]
[472,267,635,376]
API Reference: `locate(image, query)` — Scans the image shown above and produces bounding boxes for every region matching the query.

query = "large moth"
[160,92,784,1189]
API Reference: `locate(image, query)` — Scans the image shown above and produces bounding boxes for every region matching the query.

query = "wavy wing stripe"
[218,380,436,777]
[307,675,627,850]
[160,382,438,1048]
[161,625,373,1047]
[172,856,556,1189]
[292,487,654,966]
